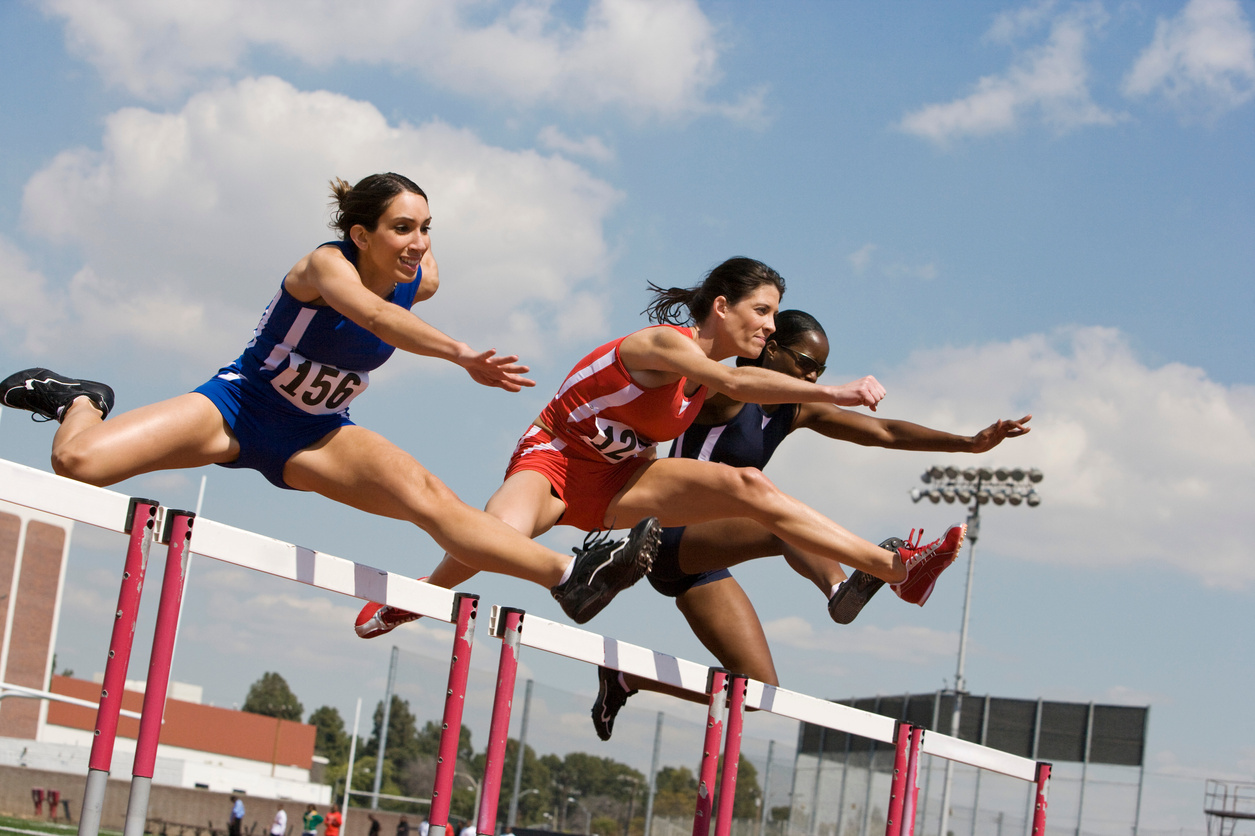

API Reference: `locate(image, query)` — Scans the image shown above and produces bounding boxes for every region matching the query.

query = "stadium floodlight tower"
[911,464,1042,836]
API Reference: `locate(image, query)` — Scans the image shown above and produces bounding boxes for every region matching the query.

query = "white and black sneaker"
[591,665,637,741]
[551,517,661,625]
[1,368,114,423]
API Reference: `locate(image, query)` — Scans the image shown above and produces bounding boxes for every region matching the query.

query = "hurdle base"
[77,769,109,836]
[122,776,152,836]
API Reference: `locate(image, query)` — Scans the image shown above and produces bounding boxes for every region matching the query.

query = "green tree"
[646,766,698,818]
[241,672,303,721]
[367,695,421,769]
[308,705,350,765]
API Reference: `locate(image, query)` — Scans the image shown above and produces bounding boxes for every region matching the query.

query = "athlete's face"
[352,191,431,285]
[764,330,830,383]
[720,284,781,358]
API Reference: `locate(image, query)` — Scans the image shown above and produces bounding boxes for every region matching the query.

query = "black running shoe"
[1,368,114,423]
[591,665,637,741]
[826,536,901,624]
[551,517,661,624]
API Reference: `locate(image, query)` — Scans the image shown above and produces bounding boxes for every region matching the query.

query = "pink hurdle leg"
[77,498,159,836]
[900,726,924,835]
[692,669,729,836]
[122,510,195,836]
[477,608,525,836]
[884,722,911,835]
[712,674,748,836]
[1032,762,1052,833]
[430,594,480,836]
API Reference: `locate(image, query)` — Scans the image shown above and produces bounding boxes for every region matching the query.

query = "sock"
[829,581,845,600]
[618,672,631,692]
[559,557,575,586]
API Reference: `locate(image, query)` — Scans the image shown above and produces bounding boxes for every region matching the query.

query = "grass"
[0,814,121,836]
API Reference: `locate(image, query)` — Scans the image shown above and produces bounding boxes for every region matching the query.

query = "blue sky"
[1,0,1252,830]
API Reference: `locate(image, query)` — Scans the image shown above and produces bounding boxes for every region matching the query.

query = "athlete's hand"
[461,348,535,392]
[829,375,886,411]
[970,414,1032,453]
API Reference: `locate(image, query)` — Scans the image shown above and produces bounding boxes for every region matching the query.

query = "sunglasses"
[776,343,826,377]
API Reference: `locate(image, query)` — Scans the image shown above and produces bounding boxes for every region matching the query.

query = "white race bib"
[270,352,369,415]
[585,418,656,462]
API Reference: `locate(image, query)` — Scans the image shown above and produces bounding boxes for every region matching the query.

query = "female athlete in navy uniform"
[1,173,658,620]
[588,309,1031,739]
[356,259,967,634]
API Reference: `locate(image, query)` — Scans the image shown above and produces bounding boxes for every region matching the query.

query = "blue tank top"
[666,401,798,468]
[231,240,421,416]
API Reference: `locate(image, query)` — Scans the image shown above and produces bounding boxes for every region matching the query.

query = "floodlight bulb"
[978,467,994,480]
[942,487,956,503]
[928,465,945,480]
[1026,491,1042,507]
[956,488,972,503]
[1011,468,1025,481]
[1029,468,1044,483]
[921,472,932,484]
[1008,492,1023,506]
[928,489,942,504]
[991,491,1007,505]
[977,493,990,505]
[962,468,977,481]
[995,467,1009,481]
[910,488,923,503]
[944,465,959,479]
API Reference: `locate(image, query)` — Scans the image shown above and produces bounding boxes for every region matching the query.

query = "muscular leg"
[284,428,571,587]
[51,394,239,486]
[623,575,779,705]
[673,518,847,595]
[607,459,904,582]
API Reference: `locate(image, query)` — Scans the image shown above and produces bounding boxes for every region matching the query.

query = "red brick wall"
[49,676,316,768]
[0,513,66,739]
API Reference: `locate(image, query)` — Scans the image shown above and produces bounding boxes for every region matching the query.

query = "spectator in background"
[367,815,381,836]
[229,796,245,836]
[302,805,323,836]
[324,805,342,836]
[396,816,409,836]
[271,804,287,836]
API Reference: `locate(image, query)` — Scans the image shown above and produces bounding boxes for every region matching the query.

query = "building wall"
[0,505,70,740]
[0,764,352,833]
[47,676,316,769]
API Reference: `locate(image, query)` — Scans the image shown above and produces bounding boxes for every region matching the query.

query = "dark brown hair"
[329,173,427,238]
[643,257,785,325]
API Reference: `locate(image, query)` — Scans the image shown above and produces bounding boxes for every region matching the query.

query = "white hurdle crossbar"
[480,605,1053,836]
[0,459,480,836]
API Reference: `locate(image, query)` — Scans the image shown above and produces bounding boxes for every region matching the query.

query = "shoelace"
[905,528,924,550]
[574,528,612,557]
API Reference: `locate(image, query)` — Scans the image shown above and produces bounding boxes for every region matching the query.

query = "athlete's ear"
[712,295,729,319]
[350,223,369,251]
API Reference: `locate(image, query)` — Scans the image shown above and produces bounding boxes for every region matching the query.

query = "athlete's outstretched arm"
[620,327,886,410]
[793,406,1032,452]
[297,246,534,392]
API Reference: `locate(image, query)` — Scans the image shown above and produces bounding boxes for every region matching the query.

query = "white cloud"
[766,325,1255,590]
[899,1,1121,143]
[537,126,615,163]
[765,617,955,665]
[41,0,751,120]
[1123,0,1255,120]
[17,76,622,370]
[845,242,936,281]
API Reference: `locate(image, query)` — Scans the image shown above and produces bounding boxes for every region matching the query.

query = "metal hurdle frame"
[476,605,1053,836]
[0,459,480,836]
[0,457,1053,836]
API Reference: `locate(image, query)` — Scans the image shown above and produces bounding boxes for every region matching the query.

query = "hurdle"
[1,456,1052,836]
[0,459,479,836]
[472,605,1054,836]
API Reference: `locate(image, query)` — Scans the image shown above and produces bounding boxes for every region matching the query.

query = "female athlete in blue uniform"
[590,310,1031,739]
[1,173,658,620]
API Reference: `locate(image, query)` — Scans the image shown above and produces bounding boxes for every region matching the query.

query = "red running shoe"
[889,525,966,606]
[355,576,428,638]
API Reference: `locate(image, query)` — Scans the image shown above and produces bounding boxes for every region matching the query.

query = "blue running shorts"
[194,368,354,490]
